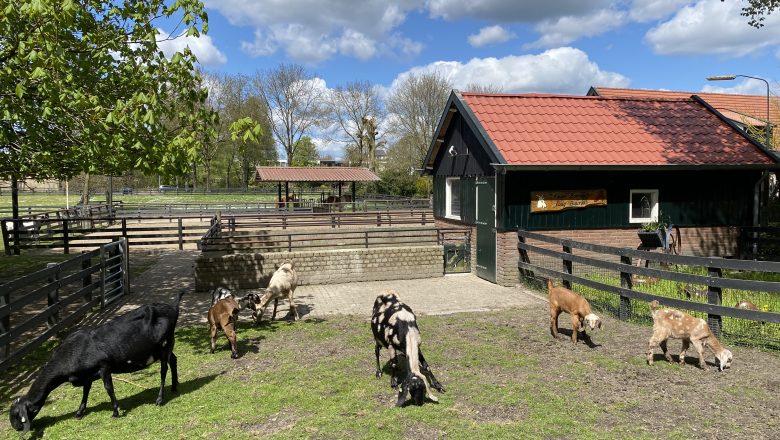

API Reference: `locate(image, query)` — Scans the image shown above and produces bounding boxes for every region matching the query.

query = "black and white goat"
[371,291,445,406]
[211,286,234,305]
[9,291,185,433]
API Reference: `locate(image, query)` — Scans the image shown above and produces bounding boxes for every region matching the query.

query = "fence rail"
[0,239,129,372]
[517,229,780,342]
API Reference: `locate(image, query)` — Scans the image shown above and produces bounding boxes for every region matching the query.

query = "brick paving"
[108,250,546,327]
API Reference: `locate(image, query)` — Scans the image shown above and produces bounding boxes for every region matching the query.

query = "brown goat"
[735,300,758,311]
[207,297,241,359]
[547,279,602,344]
[646,300,732,371]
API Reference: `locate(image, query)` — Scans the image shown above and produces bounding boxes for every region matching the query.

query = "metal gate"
[475,178,496,282]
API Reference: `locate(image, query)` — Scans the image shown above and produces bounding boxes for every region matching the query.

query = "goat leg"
[169,352,179,393]
[549,311,560,340]
[209,325,218,354]
[691,339,707,369]
[100,368,120,418]
[374,344,383,378]
[156,355,168,406]
[570,315,580,344]
[419,351,445,393]
[678,340,690,365]
[646,335,664,366]
[75,381,92,419]
[660,340,672,363]
[271,298,278,321]
[288,290,299,321]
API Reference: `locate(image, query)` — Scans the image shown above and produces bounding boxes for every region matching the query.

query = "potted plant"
[637,213,669,248]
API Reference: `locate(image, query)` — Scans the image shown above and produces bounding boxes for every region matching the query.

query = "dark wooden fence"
[517,229,780,339]
[0,239,129,372]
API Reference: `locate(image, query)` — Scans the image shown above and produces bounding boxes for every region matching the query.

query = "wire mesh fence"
[518,230,780,351]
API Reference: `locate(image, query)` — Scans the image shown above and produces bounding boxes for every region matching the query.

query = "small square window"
[446,177,461,219]
[629,189,658,223]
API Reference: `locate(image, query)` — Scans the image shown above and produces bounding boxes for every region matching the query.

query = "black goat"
[9,291,185,433]
[371,290,445,407]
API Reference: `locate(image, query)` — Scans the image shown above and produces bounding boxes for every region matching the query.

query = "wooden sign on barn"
[530,189,607,213]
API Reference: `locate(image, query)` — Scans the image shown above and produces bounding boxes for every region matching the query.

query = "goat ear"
[19,403,30,433]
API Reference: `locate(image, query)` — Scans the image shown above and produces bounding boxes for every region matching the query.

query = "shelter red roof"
[254,166,380,182]
[592,87,779,128]
[459,93,775,166]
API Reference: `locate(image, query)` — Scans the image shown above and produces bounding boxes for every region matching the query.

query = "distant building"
[318,159,344,167]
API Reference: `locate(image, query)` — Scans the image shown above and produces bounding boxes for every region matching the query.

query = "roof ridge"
[595,86,776,100]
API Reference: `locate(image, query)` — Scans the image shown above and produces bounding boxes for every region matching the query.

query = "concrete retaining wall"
[194,245,444,291]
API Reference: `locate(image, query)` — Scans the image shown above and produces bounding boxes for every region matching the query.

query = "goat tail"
[174,290,186,314]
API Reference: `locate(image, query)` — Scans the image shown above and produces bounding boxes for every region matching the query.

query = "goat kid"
[647,300,733,371]
[9,291,185,433]
[548,279,602,344]
[208,297,241,359]
[211,286,234,305]
[251,262,299,323]
[371,291,445,407]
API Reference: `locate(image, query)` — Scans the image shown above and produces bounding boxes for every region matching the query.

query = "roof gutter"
[491,163,780,171]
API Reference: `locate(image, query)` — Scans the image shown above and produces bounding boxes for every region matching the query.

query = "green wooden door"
[476,178,496,282]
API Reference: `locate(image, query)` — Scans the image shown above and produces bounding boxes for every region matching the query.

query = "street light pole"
[706,74,771,147]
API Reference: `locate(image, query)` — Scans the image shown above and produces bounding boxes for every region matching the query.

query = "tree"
[386,72,452,173]
[229,116,265,190]
[731,0,780,27]
[464,83,505,94]
[251,64,325,165]
[328,81,383,169]
[1,0,213,209]
[290,136,319,166]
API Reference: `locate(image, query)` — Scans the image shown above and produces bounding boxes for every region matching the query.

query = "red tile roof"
[254,166,380,182]
[459,93,776,166]
[592,87,779,128]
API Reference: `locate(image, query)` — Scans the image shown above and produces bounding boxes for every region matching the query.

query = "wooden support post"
[121,218,127,240]
[0,289,10,358]
[121,238,130,297]
[619,255,633,321]
[1,220,10,256]
[707,266,723,337]
[562,243,572,289]
[178,218,184,250]
[99,244,107,307]
[46,263,60,329]
[82,251,92,304]
[62,220,69,255]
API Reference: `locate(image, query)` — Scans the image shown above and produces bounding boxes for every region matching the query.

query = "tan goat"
[252,261,299,323]
[208,297,241,359]
[548,279,602,344]
[646,300,733,371]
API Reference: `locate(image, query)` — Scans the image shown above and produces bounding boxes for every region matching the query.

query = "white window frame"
[445,177,461,220]
[629,189,659,224]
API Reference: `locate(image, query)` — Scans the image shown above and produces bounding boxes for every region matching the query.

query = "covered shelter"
[254,166,380,209]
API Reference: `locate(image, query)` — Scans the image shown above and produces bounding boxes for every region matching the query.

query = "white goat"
[646,300,733,371]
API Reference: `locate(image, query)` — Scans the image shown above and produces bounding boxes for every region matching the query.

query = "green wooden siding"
[433,176,477,225]
[500,169,758,230]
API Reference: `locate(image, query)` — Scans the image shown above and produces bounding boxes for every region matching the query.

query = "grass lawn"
[1,307,777,439]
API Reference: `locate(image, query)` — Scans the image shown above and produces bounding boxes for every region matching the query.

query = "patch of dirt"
[405,424,448,439]
[234,409,303,436]
[452,401,526,424]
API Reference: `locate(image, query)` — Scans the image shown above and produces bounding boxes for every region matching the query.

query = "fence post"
[121,238,130,297]
[121,218,127,240]
[82,251,93,304]
[561,242,572,289]
[287,234,292,252]
[365,231,369,248]
[619,255,633,321]
[178,218,183,250]
[707,266,723,337]
[0,288,9,358]
[62,220,69,255]
[517,231,532,280]
[99,244,107,307]
[46,263,60,329]
[1,220,10,255]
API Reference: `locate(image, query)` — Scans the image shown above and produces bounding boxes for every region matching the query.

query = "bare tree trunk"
[80,173,91,205]
[191,161,198,192]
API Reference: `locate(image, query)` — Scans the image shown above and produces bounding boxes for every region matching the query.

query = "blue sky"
[157,0,780,158]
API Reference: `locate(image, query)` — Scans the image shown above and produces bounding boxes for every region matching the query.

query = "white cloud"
[527,9,627,48]
[468,25,515,47]
[427,0,613,22]
[389,47,629,95]
[645,0,780,55]
[629,0,693,22]
[156,29,227,66]
[339,30,377,60]
[702,78,772,96]
[204,0,421,62]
